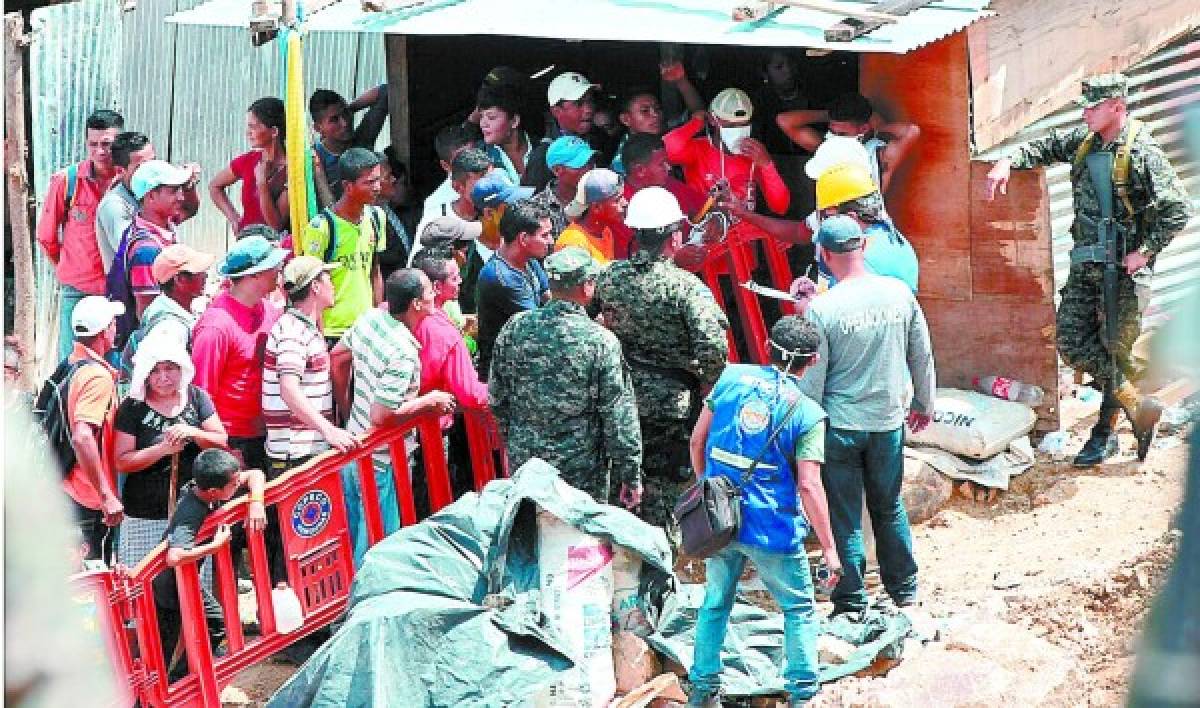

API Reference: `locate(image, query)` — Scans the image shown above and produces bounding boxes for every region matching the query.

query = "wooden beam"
[825,0,932,42]
[384,35,410,168]
[775,0,901,23]
[734,0,904,23]
[5,12,36,391]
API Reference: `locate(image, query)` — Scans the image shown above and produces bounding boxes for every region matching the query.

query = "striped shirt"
[262,309,333,459]
[341,307,421,445]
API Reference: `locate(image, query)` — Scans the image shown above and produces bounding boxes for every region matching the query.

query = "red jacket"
[662,116,790,216]
[36,160,115,294]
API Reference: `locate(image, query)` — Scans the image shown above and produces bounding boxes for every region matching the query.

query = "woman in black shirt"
[114,332,227,569]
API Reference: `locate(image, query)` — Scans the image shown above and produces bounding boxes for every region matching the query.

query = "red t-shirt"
[229,151,267,232]
[662,116,790,216]
[412,307,488,429]
[191,292,282,438]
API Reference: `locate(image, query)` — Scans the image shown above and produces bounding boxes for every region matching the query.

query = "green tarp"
[270,460,911,706]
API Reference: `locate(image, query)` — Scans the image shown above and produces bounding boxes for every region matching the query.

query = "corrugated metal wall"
[984,31,1199,321]
[28,0,125,373]
[28,0,386,369]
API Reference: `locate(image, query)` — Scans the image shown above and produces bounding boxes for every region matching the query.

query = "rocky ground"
[222,396,1191,707]
[808,394,1188,708]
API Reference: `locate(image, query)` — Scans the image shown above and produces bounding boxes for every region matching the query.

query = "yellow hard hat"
[815,161,877,210]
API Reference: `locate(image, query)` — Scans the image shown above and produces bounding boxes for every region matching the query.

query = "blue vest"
[817,221,919,294]
[704,364,827,552]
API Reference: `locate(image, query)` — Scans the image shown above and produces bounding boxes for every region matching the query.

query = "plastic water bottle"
[272,586,304,634]
[973,375,1046,406]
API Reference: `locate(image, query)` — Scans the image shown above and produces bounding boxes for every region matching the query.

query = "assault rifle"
[1083,151,1124,398]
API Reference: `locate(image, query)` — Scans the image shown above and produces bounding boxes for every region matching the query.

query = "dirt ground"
[222,399,1191,707]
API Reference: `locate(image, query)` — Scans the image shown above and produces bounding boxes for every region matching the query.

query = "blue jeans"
[690,542,819,701]
[822,427,918,614]
[58,284,88,360]
[340,455,402,568]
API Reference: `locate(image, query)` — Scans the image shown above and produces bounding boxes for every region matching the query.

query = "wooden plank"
[922,298,1060,430]
[968,0,1200,151]
[825,0,932,42]
[861,32,972,300]
[968,163,1055,300]
[384,35,410,168]
[773,0,901,23]
[5,13,36,391]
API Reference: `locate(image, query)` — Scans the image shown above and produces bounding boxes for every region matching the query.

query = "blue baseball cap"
[546,135,598,170]
[470,172,534,210]
[218,235,289,278]
[131,160,192,200]
[813,215,865,254]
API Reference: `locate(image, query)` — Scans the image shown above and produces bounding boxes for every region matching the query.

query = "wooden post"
[5,12,36,391]
[384,35,410,168]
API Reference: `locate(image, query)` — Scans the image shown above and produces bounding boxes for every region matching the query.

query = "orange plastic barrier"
[71,411,505,707]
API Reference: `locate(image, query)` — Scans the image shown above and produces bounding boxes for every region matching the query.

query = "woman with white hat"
[113,328,227,568]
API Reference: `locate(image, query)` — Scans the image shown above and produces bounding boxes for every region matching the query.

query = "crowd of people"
[30,55,939,703]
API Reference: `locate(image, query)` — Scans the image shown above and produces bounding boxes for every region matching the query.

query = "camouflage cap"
[544,246,601,288]
[1075,73,1128,108]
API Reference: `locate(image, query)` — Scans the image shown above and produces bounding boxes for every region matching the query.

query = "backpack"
[33,358,102,477]
[118,308,194,385]
[1072,118,1143,221]
[55,163,80,245]
[317,206,383,265]
[105,222,157,348]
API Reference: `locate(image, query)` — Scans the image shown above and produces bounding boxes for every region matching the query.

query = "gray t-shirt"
[800,274,935,432]
[95,181,139,271]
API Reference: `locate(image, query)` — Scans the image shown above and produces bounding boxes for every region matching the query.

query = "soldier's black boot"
[1073,397,1119,467]
[1114,382,1164,462]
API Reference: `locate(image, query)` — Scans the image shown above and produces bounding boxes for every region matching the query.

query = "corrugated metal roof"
[167,0,992,54]
[981,31,1199,321]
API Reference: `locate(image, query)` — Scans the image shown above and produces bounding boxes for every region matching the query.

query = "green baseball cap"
[545,246,600,288]
[1075,73,1128,108]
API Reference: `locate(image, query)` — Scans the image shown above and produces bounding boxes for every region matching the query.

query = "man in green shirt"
[301,147,387,347]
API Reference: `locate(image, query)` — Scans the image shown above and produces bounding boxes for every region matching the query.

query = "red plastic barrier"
[697,223,799,364]
[72,410,506,707]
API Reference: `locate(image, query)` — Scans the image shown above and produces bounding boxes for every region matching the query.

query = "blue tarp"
[270,460,910,706]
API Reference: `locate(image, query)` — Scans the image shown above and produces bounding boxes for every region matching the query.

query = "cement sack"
[904,437,1035,491]
[612,545,652,636]
[907,388,1037,460]
[535,510,617,708]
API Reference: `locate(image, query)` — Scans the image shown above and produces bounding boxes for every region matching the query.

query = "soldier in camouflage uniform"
[987,73,1193,466]
[489,247,643,508]
[595,187,730,531]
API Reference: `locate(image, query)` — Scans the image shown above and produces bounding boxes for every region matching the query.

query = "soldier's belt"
[1070,244,1110,265]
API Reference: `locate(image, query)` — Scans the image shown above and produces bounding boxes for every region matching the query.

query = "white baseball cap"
[71,296,126,338]
[547,71,596,106]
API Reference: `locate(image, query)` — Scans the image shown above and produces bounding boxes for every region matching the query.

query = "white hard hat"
[625,186,686,230]
[805,135,871,179]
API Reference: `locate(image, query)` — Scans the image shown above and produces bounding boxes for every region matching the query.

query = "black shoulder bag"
[673,394,806,558]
